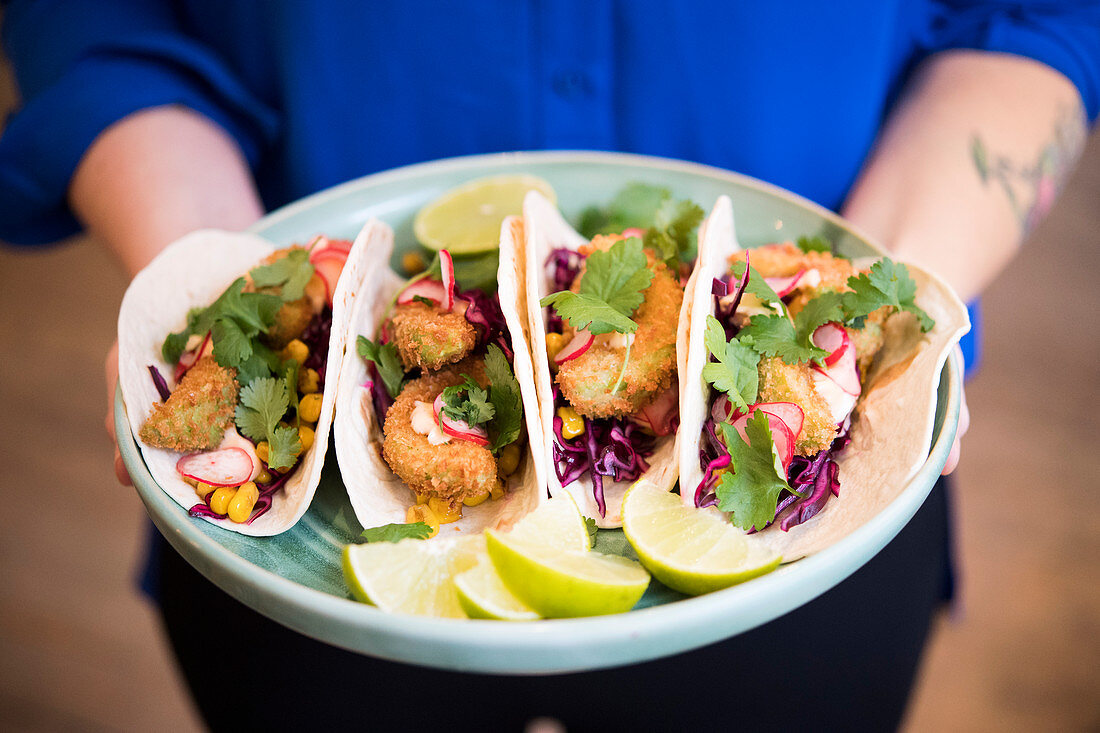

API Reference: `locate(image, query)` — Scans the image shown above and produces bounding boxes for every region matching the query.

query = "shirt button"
[551,69,594,99]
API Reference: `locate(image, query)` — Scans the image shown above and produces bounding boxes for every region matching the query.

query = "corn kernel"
[414,491,430,505]
[194,482,216,499]
[402,251,427,276]
[558,406,585,440]
[298,424,316,452]
[297,367,321,394]
[545,332,567,362]
[428,496,462,524]
[255,441,270,464]
[490,482,505,501]
[406,504,440,538]
[281,339,309,364]
[299,393,323,423]
[462,490,490,507]
[256,468,273,485]
[228,481,259,523]
[497,442,521,477]
[209,486,237,515]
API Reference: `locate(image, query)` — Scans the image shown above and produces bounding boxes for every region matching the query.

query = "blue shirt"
[2,0,1099,368]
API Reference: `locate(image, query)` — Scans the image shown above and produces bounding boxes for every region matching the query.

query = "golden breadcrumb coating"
[139,356,239,452]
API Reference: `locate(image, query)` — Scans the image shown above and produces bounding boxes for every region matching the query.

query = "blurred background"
[1,42,1097,733]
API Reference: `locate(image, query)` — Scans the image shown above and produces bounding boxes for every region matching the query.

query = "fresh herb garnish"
[645,197,705,265]
[540,237,654,335]
[422,250,501,294]
[796,235,833,255]
[484,344,523,452]
[162,277,282,368]
[730,260,783,305]
[715,413,791,531]
[842,259,933,331]
[578,183,703,265]
[360,522,433,543]
[441,376,495,427]
[249,248,315,301]
[738,291,843,365]
[234,377,301,471]
[357,336,404,398]
[584,517,599,545]
[701,316,760,411]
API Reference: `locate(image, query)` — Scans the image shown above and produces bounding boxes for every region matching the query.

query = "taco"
[118,228,355,535]
[679,196,970,559]
[333,217,544,537]
[523,190,715,527]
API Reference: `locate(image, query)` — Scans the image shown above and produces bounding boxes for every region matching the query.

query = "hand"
[940,345,969,475]
[104,339,133,486]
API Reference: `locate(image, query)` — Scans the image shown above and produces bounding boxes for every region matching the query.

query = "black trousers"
[154,478,954,733]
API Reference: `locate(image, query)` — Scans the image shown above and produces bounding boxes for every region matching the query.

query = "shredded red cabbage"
[147,365,171,402]
[366,364,395,422]
[187,461,301,523]
[457,290,513,361]
[545,248,584,333]
[300,307,332,387]
[553,410,654,518]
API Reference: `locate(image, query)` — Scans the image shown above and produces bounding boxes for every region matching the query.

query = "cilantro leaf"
[645,197,705,264]
[441,376,495,426]
[738,291,844,365]
[796,235,833,255]
[540,237,654,335]
[484,344,523,453]
[730,260,782,304]
[249,249,315,301]
[584,517,599,545]
[211,317,253,368]
[842,259,934,331]
[578,183,672,238]
[360,522,433,543]
[357,336,405,398]
[234,377,290,443]
[236,344,281,387]
[701,316,759,411]
[715,413,791,531]
[267,425,302,471]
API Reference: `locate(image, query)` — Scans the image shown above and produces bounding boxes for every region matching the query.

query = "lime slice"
[621,480,782,596]
[485,533,650,618]
[413,174,556,254]
[342,534,485,618]
[503,493,592,551]
[454,558,540,621]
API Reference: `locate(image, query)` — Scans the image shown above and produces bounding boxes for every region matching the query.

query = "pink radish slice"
[174,331,212,382]
[812,323,850,367]
[217,427,261,481]
[554,328,595,364]
[440,249,456,311]
[309,235,353,256]
[811,369,859,425]
[177,447,255,487]
[730,410,796,472]
[621,227,647,239]
[811,339,860,396]
[631,386,679,436]
[396,278,447,306]
[432,394,490,447]
[309,249,349,307]
[712,394,735,423]
[755,402,805,440]
[763,269,807,297]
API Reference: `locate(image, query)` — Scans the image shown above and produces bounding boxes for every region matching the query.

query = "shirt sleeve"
[925,0,1100,122]
[0,0,280,246]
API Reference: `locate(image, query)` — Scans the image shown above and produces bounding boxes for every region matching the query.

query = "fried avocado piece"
[556,250,683,419]
[139,356,239,452]
[382,358,500,507]
[247,246,326,350]
[757,356,837,456]
[389,301,478,372]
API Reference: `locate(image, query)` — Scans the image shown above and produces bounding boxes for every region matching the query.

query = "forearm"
[842,50,1086,302]
[69,105,264,278]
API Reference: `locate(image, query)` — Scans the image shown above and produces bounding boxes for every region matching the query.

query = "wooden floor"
[1,75,1098,733]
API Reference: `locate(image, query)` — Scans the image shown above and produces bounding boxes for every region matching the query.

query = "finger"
[941,438,961,475]
[115,448,133,486]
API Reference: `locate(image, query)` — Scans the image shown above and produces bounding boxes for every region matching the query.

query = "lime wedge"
[621,480,782,596]
[454,558,540,621]
[413,174,556,254]
[342,534,484,618]
[503,493,592,551]
[485,534,649,618]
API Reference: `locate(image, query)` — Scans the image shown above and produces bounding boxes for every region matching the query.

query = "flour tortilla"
[522,191,704,527]
[332,217,544,535]
[118,228,353,535]
[679,203,971,560]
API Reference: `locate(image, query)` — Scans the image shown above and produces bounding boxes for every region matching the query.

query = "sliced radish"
[811,339,860,396]
[432,394,490,447]
[217,426,262,481]
[439,249,456,311]
[730,410,795,472]
[396,278,447,307]
[174,331,212,382]
[630,386,679,436]
[309,235,353,256]
[711,394,735,423]
[812,323,850,367]
[553,328,595,364]
[621,227,647,239]
[763,269,807,297]
[309,249,349,307]
[755,402,805,440]
[811,369,859,425]
[177,447,255,487]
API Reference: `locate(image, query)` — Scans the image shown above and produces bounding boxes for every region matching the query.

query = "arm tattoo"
[970,102,1086,234]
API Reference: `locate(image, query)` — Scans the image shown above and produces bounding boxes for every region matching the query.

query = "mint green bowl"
[119,151,961,674]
